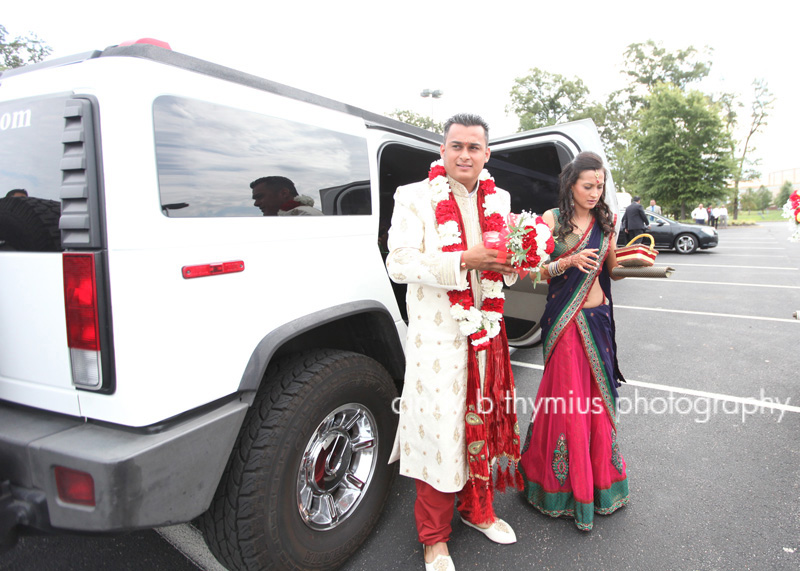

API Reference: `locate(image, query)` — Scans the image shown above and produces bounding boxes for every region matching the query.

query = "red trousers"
[414,479,495,545]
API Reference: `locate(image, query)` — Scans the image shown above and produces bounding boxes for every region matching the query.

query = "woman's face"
[571,169,604,211]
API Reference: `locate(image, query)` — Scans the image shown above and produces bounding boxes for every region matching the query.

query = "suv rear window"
[153,96,372,218]
[0,95,67,202]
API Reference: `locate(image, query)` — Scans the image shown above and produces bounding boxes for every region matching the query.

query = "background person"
[386,113,520,571]
[621,195,649,240]
[717,205,729,228]
[518,151,629,531]
[647,199,662,216]
[691,203,708,225]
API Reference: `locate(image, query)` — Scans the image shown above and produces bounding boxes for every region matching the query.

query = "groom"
[386,113,522,571]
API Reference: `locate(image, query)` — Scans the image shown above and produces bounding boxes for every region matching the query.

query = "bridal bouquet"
[484,211,554,277]
[781,189,800,242]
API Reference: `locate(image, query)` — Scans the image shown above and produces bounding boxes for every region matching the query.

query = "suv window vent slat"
[60,98,103,249]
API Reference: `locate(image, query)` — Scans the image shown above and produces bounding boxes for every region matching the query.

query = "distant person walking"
[691,204,708,225]
[717,206,729,228]
[621,196,649,240]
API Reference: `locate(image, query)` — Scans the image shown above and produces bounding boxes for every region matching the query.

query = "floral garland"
[504,211,555,275]
[781,189,800,242]
[429,160,505,351]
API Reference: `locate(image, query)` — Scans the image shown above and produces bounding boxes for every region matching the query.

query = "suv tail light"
[63,253,102,389]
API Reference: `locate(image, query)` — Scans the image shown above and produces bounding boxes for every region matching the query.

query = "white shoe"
[424,554,455,571]
[460,517,517,544]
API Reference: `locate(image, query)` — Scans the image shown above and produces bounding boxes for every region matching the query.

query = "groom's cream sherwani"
[386,175,515,493]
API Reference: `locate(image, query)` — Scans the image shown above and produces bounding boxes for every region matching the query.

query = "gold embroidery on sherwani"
[432,359,441,373]
[453,426,460,441]
[434,310,443,326]
[418,425,425,438]
[417,286,424,301]
[453,336,463,349]
[436,450,443,464]
[433,405,442,421]
[454,472,461,487]
[467,440,485,455]
[452,380,460,395]
[422,466,429,480]
[415,334,422,348]
[404,442,410,456]
[416,379,423,394]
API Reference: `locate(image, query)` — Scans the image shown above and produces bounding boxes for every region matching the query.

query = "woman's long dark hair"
[555,151,615,241]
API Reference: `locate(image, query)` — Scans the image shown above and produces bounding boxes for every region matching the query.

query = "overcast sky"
[5,0,799,180]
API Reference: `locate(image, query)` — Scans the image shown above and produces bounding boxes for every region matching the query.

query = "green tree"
[739,188,757,213]
[387,110,443,134]
[602,41,712,191]
[726,79,774,220]
[756,185,773,213]
[507,68,591,131]
[1,24,51,71]
[630,83,734,218]
[776,180,793,208]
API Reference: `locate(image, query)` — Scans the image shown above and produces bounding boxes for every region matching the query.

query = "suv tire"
[200,349,398,571]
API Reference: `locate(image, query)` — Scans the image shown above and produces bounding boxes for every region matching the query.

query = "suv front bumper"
[0,397,248,549]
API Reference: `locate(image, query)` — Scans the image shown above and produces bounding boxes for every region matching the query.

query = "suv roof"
[1,42,440,145]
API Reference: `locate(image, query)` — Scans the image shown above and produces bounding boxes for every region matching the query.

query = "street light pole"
[420,89,443,123]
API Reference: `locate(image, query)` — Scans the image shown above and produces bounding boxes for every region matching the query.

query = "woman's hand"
[569,248,600,274]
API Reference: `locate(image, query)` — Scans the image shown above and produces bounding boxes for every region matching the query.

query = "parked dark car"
[618,211,718,254]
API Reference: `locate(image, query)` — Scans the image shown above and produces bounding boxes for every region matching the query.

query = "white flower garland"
[429,160,504,348]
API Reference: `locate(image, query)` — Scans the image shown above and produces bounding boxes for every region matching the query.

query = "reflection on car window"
[0,95,67,203]
[153,96,371,217]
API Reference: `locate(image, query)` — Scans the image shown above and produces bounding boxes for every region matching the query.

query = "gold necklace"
[572,216,591,234]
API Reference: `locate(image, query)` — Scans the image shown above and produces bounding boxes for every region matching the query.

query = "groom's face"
[440,124,490,191]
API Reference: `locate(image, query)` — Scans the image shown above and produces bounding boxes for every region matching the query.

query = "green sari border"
[575,311,617,429]
[521,478,630,531]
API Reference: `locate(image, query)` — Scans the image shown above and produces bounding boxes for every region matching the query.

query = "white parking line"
[510,361,800,414]
[715,246,786,250]
[624,278,800,290]
[614,304,800,323]
[706,254,786,258]
[661,262,797,270]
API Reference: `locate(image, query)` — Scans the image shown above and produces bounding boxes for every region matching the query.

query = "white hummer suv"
[0,40,616,569]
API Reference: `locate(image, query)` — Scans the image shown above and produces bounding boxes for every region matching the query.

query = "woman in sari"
[519,151,628,531]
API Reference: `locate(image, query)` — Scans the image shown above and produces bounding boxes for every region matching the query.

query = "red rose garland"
[429,160,505,351]
[782,189,800,242]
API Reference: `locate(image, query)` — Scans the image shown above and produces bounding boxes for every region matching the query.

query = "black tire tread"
[199,349,397,571]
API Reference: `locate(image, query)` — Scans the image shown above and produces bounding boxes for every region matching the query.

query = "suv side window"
[153,96,371,218]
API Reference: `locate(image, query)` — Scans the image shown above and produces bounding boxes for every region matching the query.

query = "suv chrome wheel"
[297,403,378,531]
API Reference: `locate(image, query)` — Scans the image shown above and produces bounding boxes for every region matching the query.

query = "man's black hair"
[249,176,298,196]
[443,113,489,144]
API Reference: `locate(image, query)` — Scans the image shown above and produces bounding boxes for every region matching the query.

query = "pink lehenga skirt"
[519,316,629,531]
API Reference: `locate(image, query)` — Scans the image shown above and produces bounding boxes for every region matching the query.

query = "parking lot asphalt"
[3,222,799,571]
